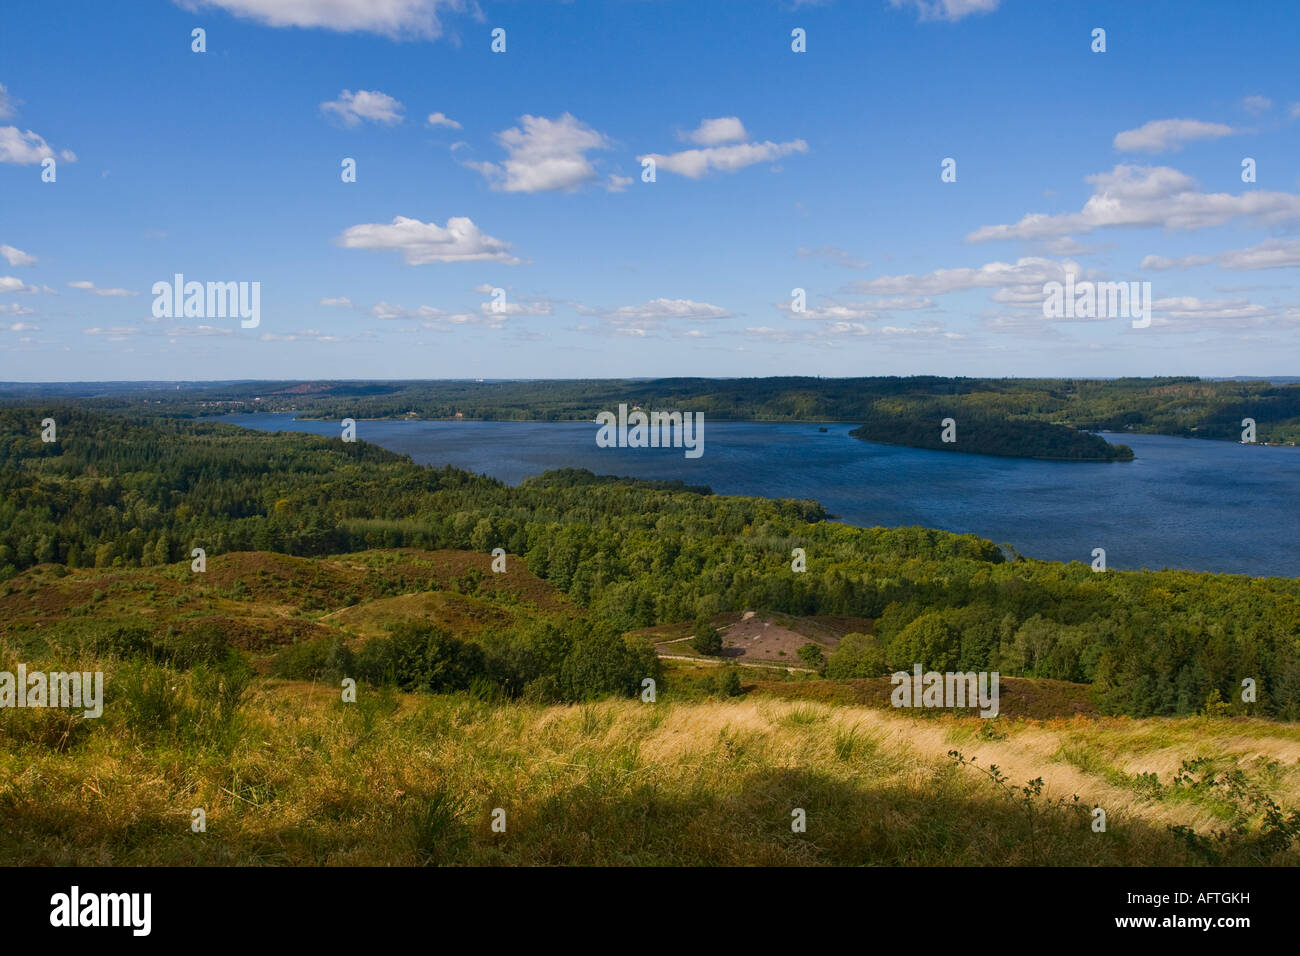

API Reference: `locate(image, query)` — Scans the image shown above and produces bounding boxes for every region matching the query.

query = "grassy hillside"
[3,679,1297,866]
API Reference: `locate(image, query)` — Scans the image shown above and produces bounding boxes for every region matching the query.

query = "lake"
[216,414,1300,578]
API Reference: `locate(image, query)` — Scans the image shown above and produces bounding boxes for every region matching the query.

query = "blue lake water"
[217,414,1300,578]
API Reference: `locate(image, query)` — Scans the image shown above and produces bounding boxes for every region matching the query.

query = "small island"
[850,410,1134,461]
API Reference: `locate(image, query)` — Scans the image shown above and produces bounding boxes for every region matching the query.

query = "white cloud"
[0,276,39,294]
[426,111,461,129]
[0,126,76,165]
[0,303,35,315]
[639,139,808,179]
[336,215,520,264]
[171,0,472,40]
[1145,296,1300,331]
[780,301,879,323]
[680,117,748,146]
[0,84,16,120]
[0,244,35,266]
[1153,296,1269,321]
[968,165,1300,241]
[319,296,354,307]
[166,325,236,338]
[476,298,551,317]
[845,257,1082,295]
[589,298,732,336]
[605,174,633,192]
[5,321,37,331]
[83,327,143,339]
[889,0,1001,22]
[260,329,342,342]
[68,280,138,296]
[1241,95,1273,115]
[1142,238,1300,272]
[466,113,611,193]
[605,298,731,323]
[1113,118,1236,154]
[321,89,404,127]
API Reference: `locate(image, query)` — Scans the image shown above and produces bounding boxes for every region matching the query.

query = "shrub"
[796,642,825,670]
[559,627,659,702]
[355,622,486,693]
[719,668,743,697]
[825,633,887,679]
[271,634,355,683]
[691,618,723,656]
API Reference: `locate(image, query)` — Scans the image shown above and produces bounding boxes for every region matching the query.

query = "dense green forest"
[849,409,1132,460]
[3,407,1298,718]
[7,375,1297,458]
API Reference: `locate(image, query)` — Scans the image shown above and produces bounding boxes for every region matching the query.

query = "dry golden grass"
[3,672,1297,866]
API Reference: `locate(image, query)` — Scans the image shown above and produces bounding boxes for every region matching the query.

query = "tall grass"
[3,659,1298,865]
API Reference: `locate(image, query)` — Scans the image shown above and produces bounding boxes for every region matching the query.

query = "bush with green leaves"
[825,632,887,679]
[355,622,485,693]
[558,625,659,702]
[271,634,355,683]
[796,642,825,670]
[691,618,723,656]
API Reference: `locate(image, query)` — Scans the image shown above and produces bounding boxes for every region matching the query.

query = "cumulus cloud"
[889,0,1001,22]
[336,215,521,264]
[580,297,733,336]
[165,325,236,338]
[5,321,38,331]
[604,298,731,324]
[1143,296,1300,332]
[1113,119,1236,154]
[321,89,404,127]
[475,297,551,317]
[426,111,461,129]
[845,257,1082,296]
[639,138,808,179]
[0,244,35,266]
[260,329,342,343]
[68,280,138,296]
[680,117,748,146]
[1153,296,1270,322]
[171,0,473,40]
[968,165,1300,241]
[0,126,76,165]
[465,113,612,193]
[83,326,143,339]
[1141,238,1300,272]
[779,301,880,323]
[0,276,41,294]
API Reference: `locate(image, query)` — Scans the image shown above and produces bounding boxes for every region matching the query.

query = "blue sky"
[2,0,1299,381]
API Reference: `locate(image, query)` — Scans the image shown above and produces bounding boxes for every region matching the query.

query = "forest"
[2,406,1298,719]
